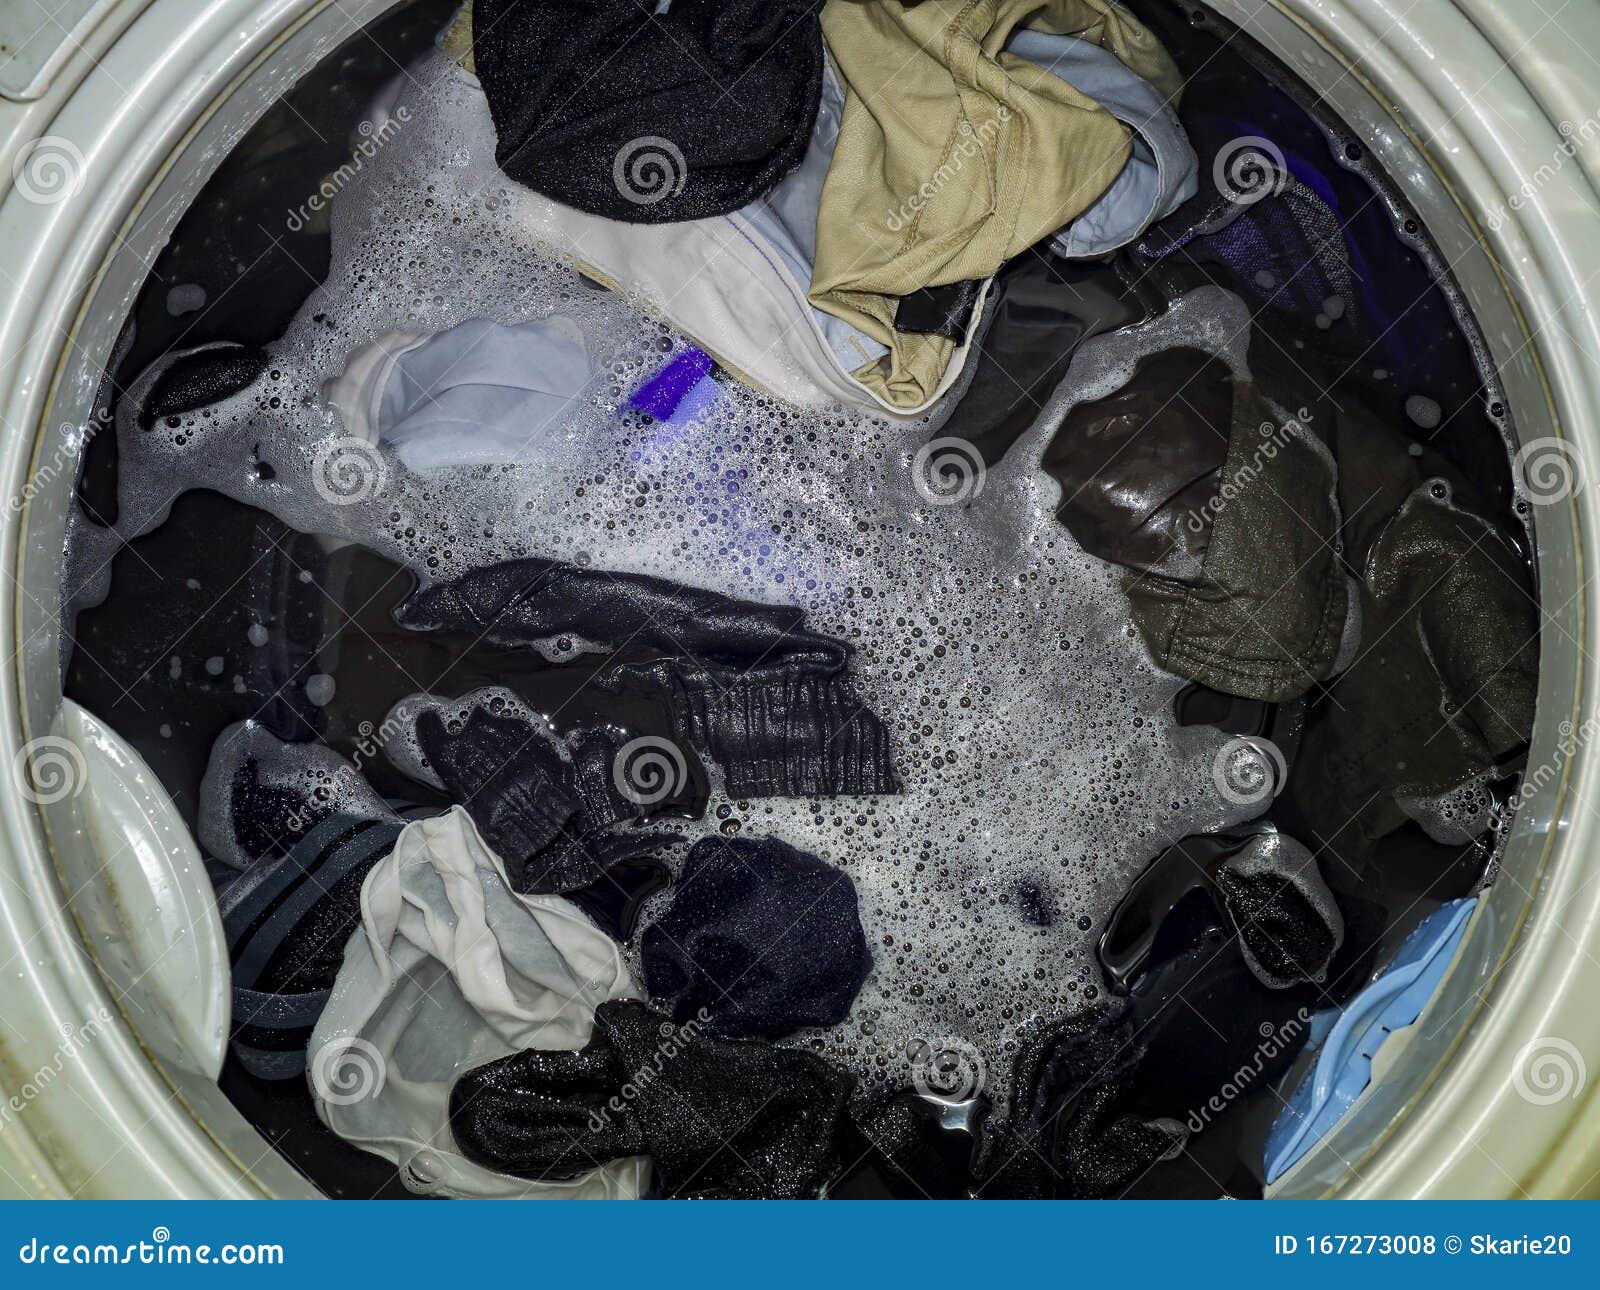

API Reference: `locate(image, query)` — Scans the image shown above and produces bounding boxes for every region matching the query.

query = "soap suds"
[126,51,1266,1105]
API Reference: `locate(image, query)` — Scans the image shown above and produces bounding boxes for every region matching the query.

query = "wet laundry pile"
[208,736,878,1197]
[1037,285,1536,873]
[363,0,1200,420]
[84,0,1541,1202]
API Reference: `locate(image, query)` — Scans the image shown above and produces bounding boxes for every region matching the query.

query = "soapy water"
[117,49,1275,1106]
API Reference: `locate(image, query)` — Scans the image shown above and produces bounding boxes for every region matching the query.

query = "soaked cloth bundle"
[139,342,268,430]
[1280,379,1538,866]
[811,0,1185,409]
[439,7,1188,414]
[978,1007,1187,1199]
[449,997,855,1199]
[198,721,398,871]
[1100,829,1344,991]
[1134,116,1362,339]
[641,834,872,1039]
[411,703,684,894]
[1211,832,1344,989]
[467,0,822,223]
[394,558,899,798]
[939,257,1139,466]
[219,811,408,1080]
[1043,289,1348,702]
[309,808,646,1199]
[325,317,594,471]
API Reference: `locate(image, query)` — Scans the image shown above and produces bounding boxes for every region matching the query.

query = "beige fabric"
[812,0,1182,408]
[440,4,988,415]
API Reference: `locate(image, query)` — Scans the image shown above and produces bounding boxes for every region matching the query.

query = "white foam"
[113,51,1264,1104]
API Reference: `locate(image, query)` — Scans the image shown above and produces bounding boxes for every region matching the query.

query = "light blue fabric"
[377,316,593,469]
[1006,29,1200,258]
[365,41,1195,465]
[1262,897,1478,1185]
[738,62,888,373]
[739,39,1197,374]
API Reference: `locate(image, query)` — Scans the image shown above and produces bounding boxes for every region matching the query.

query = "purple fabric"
[629,348,717,422]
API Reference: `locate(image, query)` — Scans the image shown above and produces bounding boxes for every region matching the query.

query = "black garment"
[978,1007,1187,1199]
[449,999,854,1199]
[414,705,683,893]
[1268,356,1538,868]
[417,707,576,865]
[1213,833,1343,989]
[940,256,1139,467]
[1099,831,1343,992]
[1134,118,1358,345]
[894,280,985,339]
[1050,340,1347,702]
[140,344,267,430]
[221,812,406,1079]
[563,856,671,941]
[395,558,898,798]
[834,1093,988,1200]
[641,835,872,1039]
[470,0,822,223]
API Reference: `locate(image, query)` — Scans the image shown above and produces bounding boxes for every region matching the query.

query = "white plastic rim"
[0,0,1595,1199]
